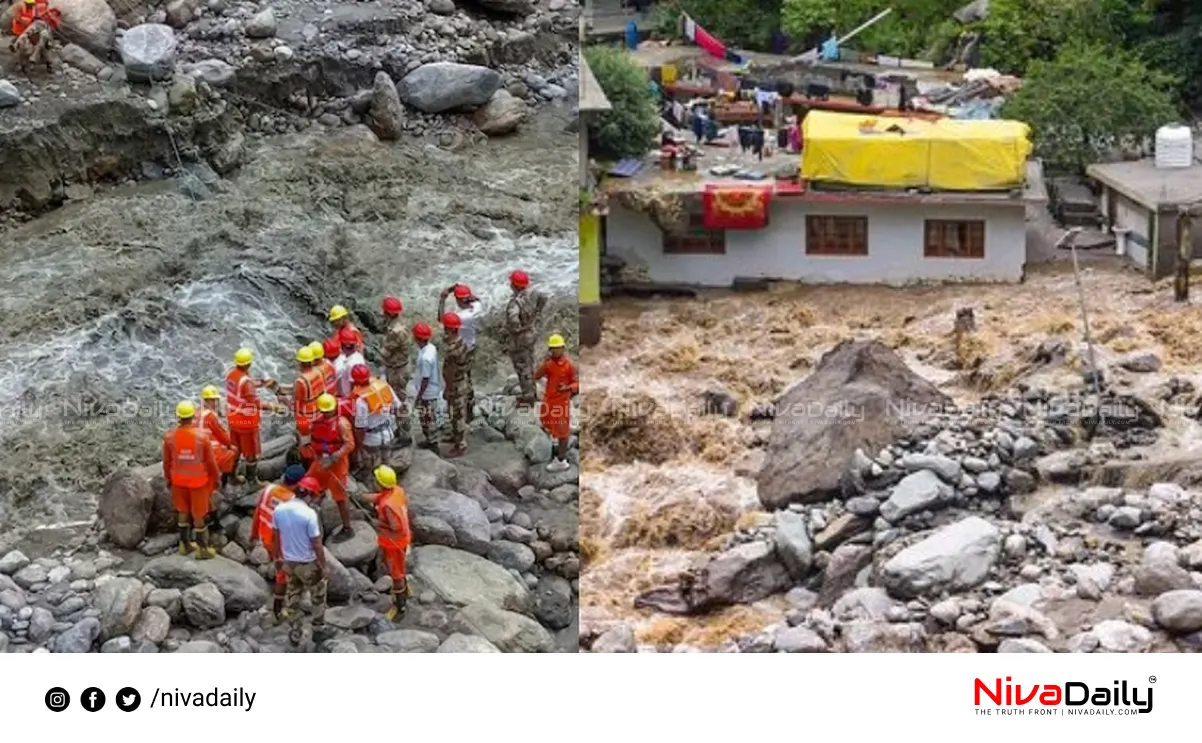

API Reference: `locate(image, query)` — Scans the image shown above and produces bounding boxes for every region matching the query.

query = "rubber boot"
[177,523,194,556]
[385,585,408,622]
[194,527,217,560]
[271,593,284,622]
[244,461,261,489]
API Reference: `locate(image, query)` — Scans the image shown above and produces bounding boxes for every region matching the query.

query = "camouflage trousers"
[465,348,476,417]
[417,398,438,444]
[384,368,411,435]
[509,339,535,400]
[446,388,470,448]
[282,561,327,634]
[14,24,51,70]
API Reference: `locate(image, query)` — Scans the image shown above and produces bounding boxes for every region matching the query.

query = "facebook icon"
[80,687,106,712]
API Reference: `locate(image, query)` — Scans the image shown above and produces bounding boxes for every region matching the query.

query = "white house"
[605,161,1046,287]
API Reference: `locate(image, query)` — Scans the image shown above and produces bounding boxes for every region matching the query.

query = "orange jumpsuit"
[162,424,220,522]
[317,358,338,398]
[374,486,411,582]
[199,407,236,474]
[253,483,294,587]
[534,355,578,440]
[225,367,263,459]
[11,0,60,36]
[306,414,355,502]
[293,365,325,462]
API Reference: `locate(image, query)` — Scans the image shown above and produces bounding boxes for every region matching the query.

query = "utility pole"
[1064,227,1102,396]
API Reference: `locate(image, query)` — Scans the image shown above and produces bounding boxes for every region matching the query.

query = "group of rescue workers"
[159,272,579,643]
[8,0,60,74]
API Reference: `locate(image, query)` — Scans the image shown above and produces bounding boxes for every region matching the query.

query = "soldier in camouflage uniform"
[440,312,471,458]
[379,296,413,444]
[505,270,547,405]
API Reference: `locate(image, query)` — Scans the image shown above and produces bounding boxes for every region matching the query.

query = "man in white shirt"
[271,477,331,646]
[439,283,483,419]
[412,322,442,450]
[349,363,400,475]
[333,326,367,398]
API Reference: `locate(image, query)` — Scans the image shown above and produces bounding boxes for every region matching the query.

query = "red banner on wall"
[702,185,772,230]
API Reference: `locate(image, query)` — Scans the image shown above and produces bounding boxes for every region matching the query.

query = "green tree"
[583,45,660,161]
[667,0,783,50]
[977,0,1150,75]
[780,0,963,58]
[1000,43,1179,173]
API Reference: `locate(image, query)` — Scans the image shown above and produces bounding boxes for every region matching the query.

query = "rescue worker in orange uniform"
[349,364,399,477]
[327,305,364,353]
[247,464,306,621]
[10,0,60,39]
[225,348,284,487]
[361,465,411,620]
[292,345,326,467]
[307,393,356,541]
[318,339,339,393]
[163,401,222,559]
[199,385,238,488]
[534,334,579,472]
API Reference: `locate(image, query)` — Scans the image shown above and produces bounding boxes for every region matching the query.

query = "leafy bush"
[583,45,661,160]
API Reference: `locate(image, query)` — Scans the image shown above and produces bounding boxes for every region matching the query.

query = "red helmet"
[509,270,529,288]
[351,364,371,384]
[453,284,471,300]
[382,296,402,316]
[442,312,462,329]
[297,477,321,494]
[338,326,358,345]
[412,322,433,340]
[323,338,340,359]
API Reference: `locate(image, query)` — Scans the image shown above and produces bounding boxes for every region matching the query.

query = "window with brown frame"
[924,219,986,258]
[805,215,869,256]
[663,213,726,254]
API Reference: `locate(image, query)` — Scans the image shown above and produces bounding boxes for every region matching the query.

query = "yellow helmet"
[307,341,324,359]
[374,465,397,488]
[317,393,338,412]
[201,385,221,401]
[176,401,196,419]
[233,348,253,366]
[328,305,349,322]
[296,346,314,364]
[547,334,566,349]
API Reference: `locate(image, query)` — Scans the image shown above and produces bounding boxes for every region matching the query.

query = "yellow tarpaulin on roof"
[801,111,1032,191]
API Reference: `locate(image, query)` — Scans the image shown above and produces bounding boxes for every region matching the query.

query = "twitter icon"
[116,687,141,712]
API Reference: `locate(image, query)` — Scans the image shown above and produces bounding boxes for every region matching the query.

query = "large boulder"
[48,0,116,56]
[117,23,178,82]
[397,62,502,114]
[182,583,226,629]
[323,548,357,603]
[138,555,269,613]
[400,449,459,491]
[683,540,791,611]
[880,516,1001,599]
[1151,590,1202,634]
[94,577,144,640]
[880,470,954,523]
[325,521,379,567]
[437,633,501,653]
[453,602,555,652]
[472,89,527,136]
[410,545,529,612]
[99,469,155,549]
[408,489,491,555]
[460,440,528,496]
[756,340,951,509]
[365,71,406,141]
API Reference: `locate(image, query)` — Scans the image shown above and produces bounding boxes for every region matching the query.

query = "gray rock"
[686,541,791,610]
[472,89,528,136]
[181,583,225,629]
[326,521,379,567]
[486,541,536,573]
[453,602,554,653]
[12,563,47,589]
[139,555,269,613]
[146,588,183,619]
[1011,436,1039,461]
[0,80,20,108]
[164,0,195,28]
[54,617,100,653]
[175,640,224,652]
[53,0,117,56]
[117,23,178,82]
[1147,482,1185,505]
[0,551,30,575]
[1133,542,1193,596]
[324,605,376,630]
[365,71,406,141]
[377,629,440,652]
[322,549,357,604]
[880,516,1001,598]
[773,625,827,652]
[843,621,927,652]
[411,516,458,547]
[831,587,897,622]
[410,545,529,612]
[184,59,235,88]
[397,62,502,114]
[900,453,963,483]
[94,577,144,640]
[132,606,171,645]
[1151,590,1202,634]
[532,575,573,630]
[437,632,501,652]
[101,636,133,653]
[1108,506,1143,529]
[929,598,962,625]
[998,638,1052,653]
[244,8,276,37]
[99,469,156,549]
[429,0,455,13]
[772,510,812,580]
[1085,620,1152,653]
[408,489,491,555]
[1070,562,1114,600]
[592,623,636,653]
[1119,352,1161,373]
[976,471,1001,493]
[0,590,23,612]
[880,470,952,522]
[27,607,54,643]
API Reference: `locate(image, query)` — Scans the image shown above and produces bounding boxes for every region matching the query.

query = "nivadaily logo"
[974,677,1154,716]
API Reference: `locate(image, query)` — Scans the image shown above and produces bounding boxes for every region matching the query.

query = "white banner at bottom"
[0,653,1189,740]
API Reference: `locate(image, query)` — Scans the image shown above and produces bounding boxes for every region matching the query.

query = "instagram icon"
[44,687,70,712]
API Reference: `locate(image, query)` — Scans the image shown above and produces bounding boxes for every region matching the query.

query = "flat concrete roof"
[579,52,612,113]
[1087,159,1202,212]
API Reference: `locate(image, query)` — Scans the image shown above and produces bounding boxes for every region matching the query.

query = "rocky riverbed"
[0,391,580,653]
[580,264,1202,652]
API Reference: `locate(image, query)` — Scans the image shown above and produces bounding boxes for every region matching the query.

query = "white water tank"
[1155,125,1193,168]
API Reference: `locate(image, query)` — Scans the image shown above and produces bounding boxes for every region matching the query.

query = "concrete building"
[1087,159,1202,279]
[578,49,611,346]
[605,160,1046,287]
